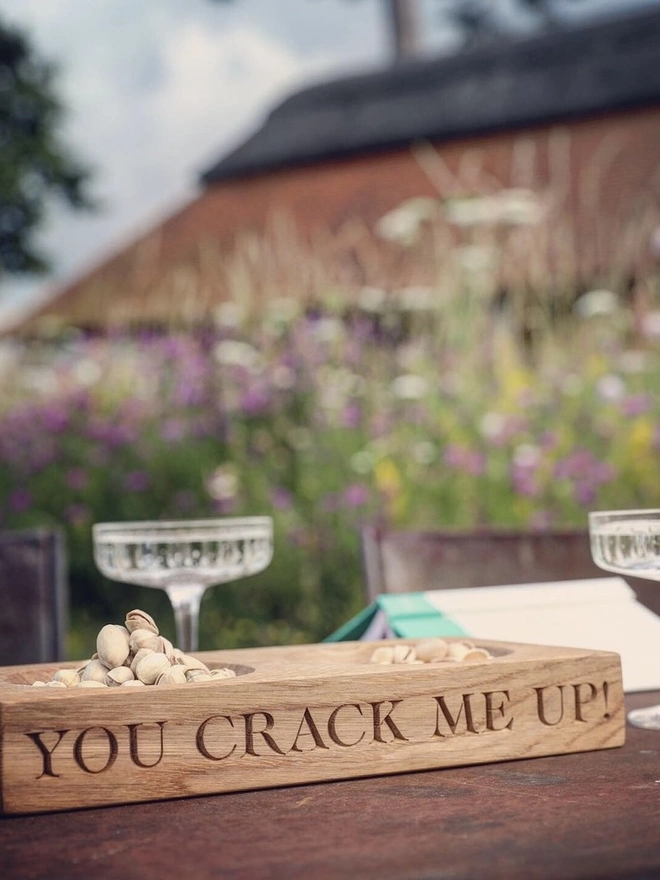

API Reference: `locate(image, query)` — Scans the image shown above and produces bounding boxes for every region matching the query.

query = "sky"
[0,0,653,324]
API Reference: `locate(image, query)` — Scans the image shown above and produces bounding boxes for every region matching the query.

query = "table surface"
[2,691,660,880]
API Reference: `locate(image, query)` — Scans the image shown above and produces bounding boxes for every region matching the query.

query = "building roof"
[202,5,660,185]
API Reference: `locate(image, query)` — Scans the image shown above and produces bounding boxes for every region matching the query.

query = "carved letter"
[73,727,118,774]
[573,682,598,722]
[243,712,286,756]
[289,708,329,753]
[484,691,514,731]
[196,715,237,761]
[328,704,366,747]
[370,701,408,743]
[25,729,70,779]
[433,694,478,736]
[535,685,565,726]
[127,722,167,768]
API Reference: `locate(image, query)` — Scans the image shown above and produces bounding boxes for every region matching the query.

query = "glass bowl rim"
[92,516,273,536]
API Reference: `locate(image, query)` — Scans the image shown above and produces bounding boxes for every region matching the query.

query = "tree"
[211,0,584,62]
[0,14,93,279]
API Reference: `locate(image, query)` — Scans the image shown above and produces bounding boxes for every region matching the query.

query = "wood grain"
[0,638,624,815]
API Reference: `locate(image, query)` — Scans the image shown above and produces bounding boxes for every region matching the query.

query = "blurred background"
[1,0,660,657]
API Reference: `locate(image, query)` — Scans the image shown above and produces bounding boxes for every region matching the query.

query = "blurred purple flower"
[161,418,187,443]
[342,483,369,508]
[9,488,31,513]
[240,385,271,416]
[444,444,485,477]
[65,504,90,527]
[66,468,89,491]
[123,470,151,492]
[341,403,361,430]
[271,486,293,510]
[621,393,651,418]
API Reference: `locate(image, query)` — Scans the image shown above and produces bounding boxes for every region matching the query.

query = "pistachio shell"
[106,666,135,686]
[415,638,449,663]
[135,652,171,685]
[209,667,237,679]
[43,680,67,688]
[121,679,146,687]
[392,644,417,664]
[31,680,47,687]
[53,668,82,687]
[176,654,210,672]
[77,680,108,688]
[81,658,111,683]
[369,646,394,665]
[156,666,188,685]
[158,636,175,660]
[130,647,155,674]
[97,624,131,669]
[125,609,159,635]
[185,668,212,682]
[129,628,161,653]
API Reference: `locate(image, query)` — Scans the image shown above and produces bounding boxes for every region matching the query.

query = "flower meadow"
[2,275,660,658]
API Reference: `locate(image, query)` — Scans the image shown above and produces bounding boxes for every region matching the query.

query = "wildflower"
[391,374,428,401]
[375,197,437,246]
[621,394,651,418]
[342,484,370,508]
[206,466,239,502]
[271,486,293,510]
[66,468,89,492]
[574,289,619,319]
[596,374,626,402]
[9,488,31,513]
[444,444,485,477]
[160,418,187,443]
[341,403,361,429]
[123,471,150,493]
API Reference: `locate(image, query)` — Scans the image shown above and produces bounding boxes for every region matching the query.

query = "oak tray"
[0,638,625,815]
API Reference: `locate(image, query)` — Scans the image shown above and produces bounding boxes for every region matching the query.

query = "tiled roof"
[201,5,660,185]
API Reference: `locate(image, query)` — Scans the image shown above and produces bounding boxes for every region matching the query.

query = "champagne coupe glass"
[92,517,273,654]
[589,508,660,729]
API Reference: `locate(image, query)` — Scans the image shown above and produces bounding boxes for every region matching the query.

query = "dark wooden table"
[2,691,660,880]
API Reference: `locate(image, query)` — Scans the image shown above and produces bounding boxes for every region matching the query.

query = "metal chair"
[0,528,69,665]
[360,525,659,614]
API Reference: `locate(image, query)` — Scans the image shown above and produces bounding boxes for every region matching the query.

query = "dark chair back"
[360,525,658,613]
[0,528,69,665]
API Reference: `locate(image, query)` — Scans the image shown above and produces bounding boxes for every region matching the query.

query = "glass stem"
[166,583,207,654]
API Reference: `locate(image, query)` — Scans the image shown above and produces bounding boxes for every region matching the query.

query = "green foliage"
[0,14,93,277]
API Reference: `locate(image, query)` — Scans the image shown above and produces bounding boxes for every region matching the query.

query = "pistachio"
[462,648,492,662]
[129,628,161,654]
[156,666,188,686]
[31,680,47,687]
[43,680,67,688]
[175,654,210,672]
[125,609,159,635]
[121,679,146,687]
[392,644,417,664]
[81,658,111,683]
[369,646,394,664]
[106,666,135,687]
[135,652,171,685]
[158,636,175,660]
[415,638,449,663]
[97,624,131,669]
[53,668,82,687]
[209,667,237,679]
[77,680,108,688]
[130,647,155,674]
[184,668,212,682]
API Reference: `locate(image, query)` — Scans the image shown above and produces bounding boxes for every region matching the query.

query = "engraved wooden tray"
[0,638,625,815]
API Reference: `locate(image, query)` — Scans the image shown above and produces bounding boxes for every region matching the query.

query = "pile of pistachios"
[32,609,236,689]
[369,638,491,666]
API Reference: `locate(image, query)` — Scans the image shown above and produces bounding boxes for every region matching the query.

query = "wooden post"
[384,0,422,61]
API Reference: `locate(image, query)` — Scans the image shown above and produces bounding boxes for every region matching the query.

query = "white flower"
[574,289,619,319]
[271,364,297,390]
[391,374,429,400]
[206,466,239,501]
[642,311,660,339]
[412,441,437,465]
[375,197,438,246]
[513,444,541,469]
[214,302,245,329]
[214,340,263,371]
[479,412,507,441]
[358,286,387,313]
[596,374,626,402]
[351,450,376,474]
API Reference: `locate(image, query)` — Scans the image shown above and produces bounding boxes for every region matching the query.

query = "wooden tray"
[0,638,625,815]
